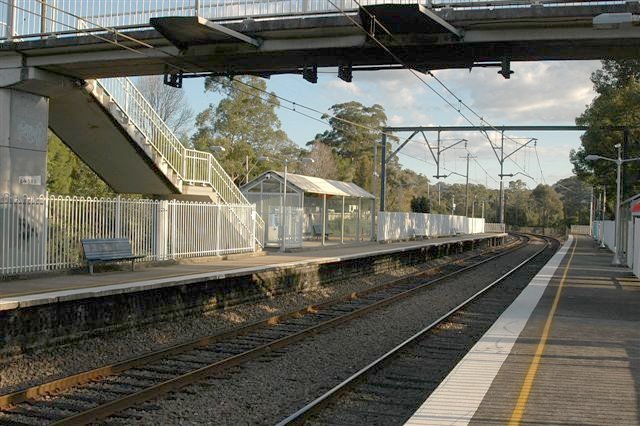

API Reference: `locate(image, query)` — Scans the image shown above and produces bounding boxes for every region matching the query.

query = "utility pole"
[459,151,476,217]
[380,133,387,212]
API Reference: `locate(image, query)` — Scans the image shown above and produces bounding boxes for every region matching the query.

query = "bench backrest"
[81,238,134,260]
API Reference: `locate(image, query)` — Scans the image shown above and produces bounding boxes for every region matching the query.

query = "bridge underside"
[2,3,639,80]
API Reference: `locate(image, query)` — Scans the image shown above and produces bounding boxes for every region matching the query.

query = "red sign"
[632,200,640,216]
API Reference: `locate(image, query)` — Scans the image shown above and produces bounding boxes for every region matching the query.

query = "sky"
[182,60,601,190]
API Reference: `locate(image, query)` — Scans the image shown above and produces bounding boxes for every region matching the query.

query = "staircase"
[64,77,264,248]
[99,77,264,248]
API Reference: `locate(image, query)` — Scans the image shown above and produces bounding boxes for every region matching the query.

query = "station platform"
[406,235,640,425]
[0,233,505,353]
[0,233,503,310]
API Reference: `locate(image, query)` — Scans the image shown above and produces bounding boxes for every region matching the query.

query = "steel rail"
[0,236,519,411]
[275,235,556,426]
[1,236,523,424]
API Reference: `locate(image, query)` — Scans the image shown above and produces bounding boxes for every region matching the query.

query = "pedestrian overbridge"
[0,1,639,80]
[0,0,638,255]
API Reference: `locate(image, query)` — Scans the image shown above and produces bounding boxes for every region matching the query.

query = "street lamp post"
[586,145,640,265]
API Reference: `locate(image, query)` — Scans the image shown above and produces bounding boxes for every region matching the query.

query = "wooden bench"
[81,238,144,274]
[312,224,332,240]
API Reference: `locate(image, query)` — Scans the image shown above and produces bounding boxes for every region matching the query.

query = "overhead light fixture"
[303,64,318,84]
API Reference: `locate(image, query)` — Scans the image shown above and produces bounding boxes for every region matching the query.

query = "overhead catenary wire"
[8,0,529,188]
[534,145,548,185]
[335,0,538,159]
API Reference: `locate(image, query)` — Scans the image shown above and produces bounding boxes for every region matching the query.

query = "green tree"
[553,176,591,226]
[410,195,431,213]
[531,184,564,227]
[313,102,396,191]
[47,133,114,197]
[571,60,640,201]
[192,76,297,184]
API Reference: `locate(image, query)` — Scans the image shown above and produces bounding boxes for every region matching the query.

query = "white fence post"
[114,195,122,238]
[252,208,256,252]
[216,204,221,255]
[6,0,15,39]
[156,200,169,260]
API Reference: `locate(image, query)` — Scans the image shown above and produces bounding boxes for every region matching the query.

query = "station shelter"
[242,171,376,248]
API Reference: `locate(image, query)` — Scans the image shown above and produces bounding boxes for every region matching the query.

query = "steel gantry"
[378,125,635,223]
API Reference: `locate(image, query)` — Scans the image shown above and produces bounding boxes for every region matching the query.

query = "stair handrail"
[97,78,248,204]
[96,77,264,246]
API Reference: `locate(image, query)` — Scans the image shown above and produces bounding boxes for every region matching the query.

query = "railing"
[484,222,506,233]
[1,0,624,41]
[95,77,265,247]
[569,224,592,235]
[0,193,258,277]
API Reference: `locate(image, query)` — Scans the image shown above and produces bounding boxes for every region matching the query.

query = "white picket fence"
[0,193,257,276]
[377,212,485,242]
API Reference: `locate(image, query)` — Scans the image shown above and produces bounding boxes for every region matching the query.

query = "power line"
[332,1,536,154]
[10,1,523,188]
[534,144,548,185]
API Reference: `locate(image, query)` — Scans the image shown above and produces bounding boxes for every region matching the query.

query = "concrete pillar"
[0,89,49,273]
[0,88,49,197]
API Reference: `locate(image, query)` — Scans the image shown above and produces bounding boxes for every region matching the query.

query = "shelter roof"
[244,171,375,199]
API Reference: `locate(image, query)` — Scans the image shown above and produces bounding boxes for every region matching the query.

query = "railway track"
[276,235,558,426]
[0,235,528,426]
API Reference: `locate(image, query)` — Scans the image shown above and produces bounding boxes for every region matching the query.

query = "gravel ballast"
[99,239,549,425]
[0,246,499,396]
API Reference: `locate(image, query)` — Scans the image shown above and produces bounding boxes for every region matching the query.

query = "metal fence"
[569,224,592,235]
[0,193,258,277]
[484,222,506,233]
[377,211,485,242]
[1,0,624,41]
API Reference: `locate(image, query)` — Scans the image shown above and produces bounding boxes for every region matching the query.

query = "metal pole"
[280,162,288,252]
[499,131,505,224]
[589,186,594,236]
[613,144,622,265]
[7,0,15,39]
[40,0,48,36]
[372,140,377,239]
[245,155,249,185]
[465,153,470,216]
[322,194,327,246]
[481,200,485,219]
[472,198,475,218]
[601,186,606,248]
[341,196,345,244]
[380,133,387,212]
[357,198,362,242]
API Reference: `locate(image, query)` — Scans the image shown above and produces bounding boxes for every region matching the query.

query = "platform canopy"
[266,171,375,199]
[242,171,376,248]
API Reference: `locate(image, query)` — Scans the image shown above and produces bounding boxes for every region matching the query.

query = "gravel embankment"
[108,240,547,425]
[0,248,488,395]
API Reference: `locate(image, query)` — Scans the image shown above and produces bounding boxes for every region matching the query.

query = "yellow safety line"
[508,238,578,425]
